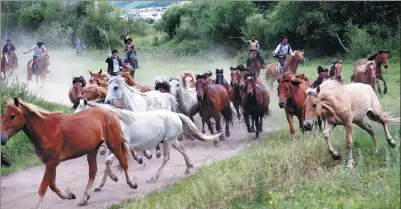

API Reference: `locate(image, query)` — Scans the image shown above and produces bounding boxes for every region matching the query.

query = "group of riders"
[2,34,291,78]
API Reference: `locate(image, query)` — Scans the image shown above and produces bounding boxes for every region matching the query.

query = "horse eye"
[313,104,317,108]
[176,84,179,87]
[114,86,118,90]
[9,115,15,120]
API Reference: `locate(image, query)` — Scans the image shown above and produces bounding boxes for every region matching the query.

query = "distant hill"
[114,1,175,9]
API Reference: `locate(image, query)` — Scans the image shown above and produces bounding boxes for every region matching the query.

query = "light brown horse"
[247,50,262,78]
[181,72,196,89]
[277,72,310,136]
[195,74,234,145]
[353,60,377,93]
[1,53,9,79]
[89,69,109,88]
[119,71,151,93]
[352,50,389,95]
[303,80,399,169]
[1,98,138,209]
[27,53,50,88]
[68,76,86,109]
[265,50,305,90]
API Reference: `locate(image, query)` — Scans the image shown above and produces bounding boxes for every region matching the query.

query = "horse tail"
[177,113,221,142]
[116,136,131,172]
[222,104,234,126]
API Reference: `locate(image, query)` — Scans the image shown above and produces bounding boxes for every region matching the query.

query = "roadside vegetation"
[0,79,71,175]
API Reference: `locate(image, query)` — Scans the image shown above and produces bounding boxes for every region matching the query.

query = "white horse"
[75,100,221,191]
[168,77,199,121]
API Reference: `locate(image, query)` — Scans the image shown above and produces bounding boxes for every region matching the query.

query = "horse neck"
[287,57,299,73]
[22,111,57,150]
[121,85,138,111]
[289,83,306,107]
[374,56,383,69]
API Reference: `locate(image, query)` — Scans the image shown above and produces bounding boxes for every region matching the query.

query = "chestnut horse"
[195,74,234,145]
[277,72,310,136]
[69,76,108,108]
[353,60,377,94]
[247,50,262,78]
[27,53,50,88]
[1,98,137,209]
[89,69,109,88]
[68,76,87,109]
[329,59,343,83]
[242,72,270,139]
[265,50,305,91]
[122,63,135,78]
[119,71,151,93]
[352,50,389,95]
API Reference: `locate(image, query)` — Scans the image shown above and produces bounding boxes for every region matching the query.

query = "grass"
[107,58,400,209]
[1,78,71,175]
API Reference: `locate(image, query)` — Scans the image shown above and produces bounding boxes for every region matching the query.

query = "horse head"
[230,67,241,87]
[365,61,377,80]
[104,76,125,107]
[276,72,304,109]
[181,73,195,89]
[303,87,323,131]
[292,50,305,64]
[329,59,343,83]
[368,50,389,69]
[244,72,257,96]
[72,76,85,99]
[195,74,209,101]
[1,98,30,145]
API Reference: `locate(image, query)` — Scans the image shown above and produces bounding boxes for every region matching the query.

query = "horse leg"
[129,147,143,164]
[147,140,171,183]
[49,169,76,200]
[214,114,225,142]
[355,120,378,153]
[156,144,162,158]
[377,75,387,95]
[143,150,153,159]
[344,121,354,169]
[94,150,111,192]
[286,113,295,136]
[255,115,261,140]
[234,102,241,120]
[317,116,323,131]
[323,121,340,160]
[244,111,253,133]
[171,140,194,174]
[222,106,231,137]
[375,78,382,96]
[258,115,263,133]
[367,110,396,147]
[78,151,98,206]
[201,118,206,134]
[99,142,107,155]
[206,118,214,134]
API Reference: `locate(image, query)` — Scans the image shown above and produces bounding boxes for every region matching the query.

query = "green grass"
[1,79,72,175]
[108,58,400,209]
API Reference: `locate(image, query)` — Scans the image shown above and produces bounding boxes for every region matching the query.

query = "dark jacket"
[105,56,123,75]
[2,44,16,54]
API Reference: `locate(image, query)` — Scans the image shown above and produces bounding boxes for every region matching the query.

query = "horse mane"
[72,76,86,87]
[196,74,208,80]
[215,69,224,85]
[356,60,376,73]
[81,101,136,125]
[9,99,61,119]
[109,76,142,94]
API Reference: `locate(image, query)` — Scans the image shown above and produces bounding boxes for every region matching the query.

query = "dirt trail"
[1,50,284,209]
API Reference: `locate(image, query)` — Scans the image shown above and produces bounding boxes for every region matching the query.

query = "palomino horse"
[119,71,151,93]
[242,72,270,139]
[265,50,305,91]
[303,80,399,169]
[329,59,343,83]
[74,101,220,188]
[353,60,377,94]
[181,72,196,89]
[1,98,138,209]
[195,74,234,145]
[277,72,310,136]
[247,50,262,78]
[88,69,109,88]
[27,53,50,88]
[352,50,389,95]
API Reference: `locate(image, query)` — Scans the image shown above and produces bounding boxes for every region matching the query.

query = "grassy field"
[0,79,71,175]
[107,57,400,209]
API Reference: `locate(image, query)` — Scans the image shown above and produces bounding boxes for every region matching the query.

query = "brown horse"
[310,66,329,89]
[353,60,377,93]
[195,74,234,145]
[277,72,310,136]
[247,50,262,78]
[122,63,135,78]
[229,66,245,120]
[242,72,270,139]
[27,53,50,88]
[119,71,151,93]
[265,50,305,91]
[329,59,343,83]
[1,53,9,79]
[1,98,137,209]
[68,76,86,109]
[352,50,389,95]
[181,72,196,89]
[89,69,109,88]
[69,75,108,110]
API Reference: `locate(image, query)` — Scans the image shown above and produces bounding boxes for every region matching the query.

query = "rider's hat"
[126,37,132,42]
[6,39,10,42]
[37,40,44,45]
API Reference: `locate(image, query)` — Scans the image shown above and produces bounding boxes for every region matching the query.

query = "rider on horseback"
[242,35,266,69]
[106,49,123,76]
[2,39,18,67]
[272,35,293,75]
[23,41,50,74]
[123,37,140,69]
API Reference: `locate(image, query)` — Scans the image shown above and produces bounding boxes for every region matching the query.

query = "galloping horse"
[352,50,389,95]
[1,52,17,79]
[168,77,199,122]
[277,72,310,136]
[195,74,234,145]
[265,50,305,91]
[69,76,87,109]
[27,53,50,88]
[242,72,270,139]
[1,98,138,209]
[181,72,196,89]
[229,66,245,120]
[119,71,151,93]
[310,66,329,89]
[329,59,343,83]
[247,50,262,78]
[1,53,9,79]
[303,80,399,169]
[88,69,109,88]
[353,60,377,93]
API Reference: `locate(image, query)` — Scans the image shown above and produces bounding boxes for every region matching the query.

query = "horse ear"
[195,74,200,79]
[13,97,20,107]
[316,85,320,94]
[84,99,88,106]
[89,70,93,76]
[98,69,102,75]
[2,98,8,105]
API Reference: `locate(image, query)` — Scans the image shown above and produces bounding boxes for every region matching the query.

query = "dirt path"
[1,53,284,209]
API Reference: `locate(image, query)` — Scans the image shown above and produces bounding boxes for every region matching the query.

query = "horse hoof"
[219,134,225,141]
[225,131,230,138]
[146,178,157,183]
[177,135,183,141]
[130,181,138,189]
[78,200,87,206]
[93,188,101,192]
[137,158,143,164]
[213,140,219,147]
[69,192,76,200]
[330,151,341,160]
[388,140,396,148]
[156,152,161,158]
[202,130,206,134]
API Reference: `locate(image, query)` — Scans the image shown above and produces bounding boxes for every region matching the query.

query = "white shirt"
[31,45,46,57]
[113,57,119,73]
[273,43,293,56]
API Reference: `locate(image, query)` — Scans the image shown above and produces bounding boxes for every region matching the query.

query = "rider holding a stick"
[272,35,293,75]
[123,37,140,69]
[241,35,266,69]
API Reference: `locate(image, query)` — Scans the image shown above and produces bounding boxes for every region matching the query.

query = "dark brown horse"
[195,74,234,145]
[352,50,389,95]
[27,53,50,88]
[229,66,245,120]
[247,50,263,78]
[242,72,270,139]
[329,59,343,83]
[1,98,137,209]
[68,76,86,109]
[277,72,310,136]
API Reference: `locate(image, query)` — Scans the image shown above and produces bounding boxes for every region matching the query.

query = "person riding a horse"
[272,35,294,75]
[242,35,265,69]
[124,37,140,69]
[23,40,50,74]
[106,49,123,76]
[2,39,18,67]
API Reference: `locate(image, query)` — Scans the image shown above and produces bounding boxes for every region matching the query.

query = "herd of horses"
[1,48,398,209]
